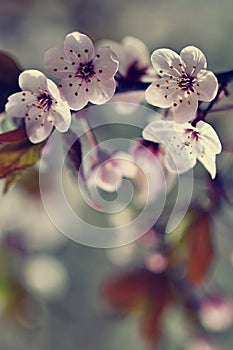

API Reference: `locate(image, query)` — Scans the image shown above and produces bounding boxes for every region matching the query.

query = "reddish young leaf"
[185,211,213,286]
[103,270,151,313]
[0,126,27,143]
[141,273,173,342]
[0,52,21,113]
[103,269,173,343]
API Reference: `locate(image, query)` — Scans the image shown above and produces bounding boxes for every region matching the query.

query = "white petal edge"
[196,70,218,102]
[180,46,207,75]
[6,92,36,118]
[197,151,217,179]
[151,48,183,77]
[19,70,47,92]
[142,120,183,145]
[51,105,71,132]
[64,32,95,62]
[197,121,222,154]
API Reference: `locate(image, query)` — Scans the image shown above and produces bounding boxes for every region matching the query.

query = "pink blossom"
[145,46,218,123]
[44,32,119,110]
[199,295,233,331]
[5,70,71,143]
[146,252,168,273]
[87,151,137,192]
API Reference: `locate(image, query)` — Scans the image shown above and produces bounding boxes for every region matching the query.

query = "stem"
[215,69,233,84]
[210,104,233,113]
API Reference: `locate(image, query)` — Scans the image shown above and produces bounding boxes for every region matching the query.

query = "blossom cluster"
[4,31,222,192]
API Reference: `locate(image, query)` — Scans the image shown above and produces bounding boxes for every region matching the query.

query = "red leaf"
[186,211,213,286]
[140,273,173,342]
[103,270,150,312]
[0,52,21,113]
[103,270,173,343]
[0,52,20,81]
[0,126,27,143]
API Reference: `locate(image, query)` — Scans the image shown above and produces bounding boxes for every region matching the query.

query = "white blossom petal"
[172,92,198,123]
[89,78,116,105]
[44,46,74,79]
[195,121,221,179]
[197,150,217,179]
[64,32,95,62]
[180,46,207,75]
[196,121,222,154]
[164,143,197,174]
[59,79,89,110]
[46,79,63,101]
[94,47,119,80]
[19,70,47,92]
[51,105,71,132]
[151,48,183,77]
[196,70,218,101]
[142,119,180,144]
[6,92,36,118]
[26,108,53,143]
[145,80,175,108]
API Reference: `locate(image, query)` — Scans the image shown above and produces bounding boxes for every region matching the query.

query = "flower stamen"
[75,61,95,81]
[36,92,53,111]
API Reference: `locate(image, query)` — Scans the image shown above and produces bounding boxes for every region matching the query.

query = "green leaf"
[0,140,45,192]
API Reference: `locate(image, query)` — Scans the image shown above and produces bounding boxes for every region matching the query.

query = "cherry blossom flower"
[87,151,137,192]
[145,46,218,123]
[44,32,119,110]
[5,70,71,143]
[142,119,222,179]
[97,36,155,87]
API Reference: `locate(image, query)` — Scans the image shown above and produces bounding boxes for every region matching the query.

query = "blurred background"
[0,0,233,349]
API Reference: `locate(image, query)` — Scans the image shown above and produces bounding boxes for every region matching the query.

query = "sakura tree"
[0,31,233,349]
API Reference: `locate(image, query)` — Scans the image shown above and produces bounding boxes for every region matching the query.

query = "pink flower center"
[75,61,95,81]
[185,128,200,143]
[36,92,53,111]
[177,74,195,92]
